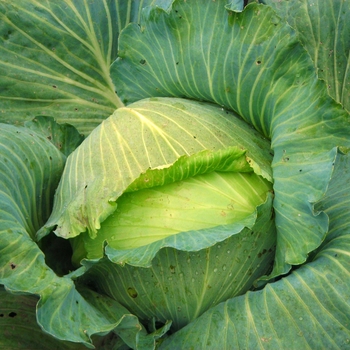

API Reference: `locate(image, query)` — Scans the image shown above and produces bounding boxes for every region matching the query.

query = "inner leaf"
[73,170,271,264]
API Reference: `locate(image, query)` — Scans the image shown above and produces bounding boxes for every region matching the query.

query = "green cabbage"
[0,0,350,348]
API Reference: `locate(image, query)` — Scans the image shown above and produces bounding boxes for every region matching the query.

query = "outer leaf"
[25,116,84,156]
[0,0,163,134]
[38,97,273,241]
[111,0,350,275]
[0,123,65,238]
[262,0,350,112]
[0,287,86,350]
[159,150,350,349]
[0,122,165,348]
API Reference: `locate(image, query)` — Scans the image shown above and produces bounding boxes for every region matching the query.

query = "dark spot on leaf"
[8,312,17,318]
[0,314,3,317]
[299,169,302,172]
[256,60,262,65]
[52,85,57,89]
[127,287,138,298]
[258,249,267,258]
[76,300,79,304]
[47,135,52,140]
[193,135,196,139]
[3,30,12,40]
[84,185,88,189]
[10,263,17,270]
[140,59,146,65]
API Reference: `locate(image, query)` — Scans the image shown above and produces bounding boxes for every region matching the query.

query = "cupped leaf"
[0,121,166,348]
[159,149,350,349]
[0,0,168,134]
[262,0,350,112]
[38,97,273,242]
[111,0,350,275]
[80,193,276,331]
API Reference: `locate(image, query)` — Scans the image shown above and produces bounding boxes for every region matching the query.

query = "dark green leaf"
[262,0,350,112]
[25,116,84,156]
[0,0,160,134]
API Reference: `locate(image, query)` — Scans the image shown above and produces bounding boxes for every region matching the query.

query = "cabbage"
[0,0,350,348]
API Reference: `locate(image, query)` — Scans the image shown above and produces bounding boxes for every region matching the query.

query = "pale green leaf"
[96,171,270,249]
[72,172,272,265]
